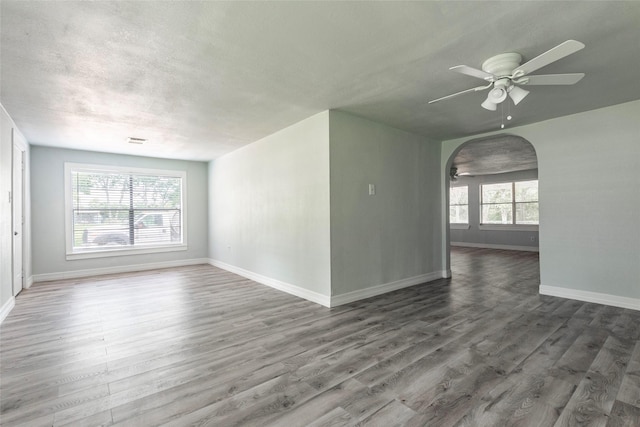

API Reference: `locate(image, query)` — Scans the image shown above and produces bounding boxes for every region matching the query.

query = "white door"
[12,135,24,296]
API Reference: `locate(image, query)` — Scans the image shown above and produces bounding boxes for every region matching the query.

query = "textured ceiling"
[1,2,639,161]
[452,135,538,176]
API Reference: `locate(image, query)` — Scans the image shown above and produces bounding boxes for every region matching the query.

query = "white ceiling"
[1,2,639,161]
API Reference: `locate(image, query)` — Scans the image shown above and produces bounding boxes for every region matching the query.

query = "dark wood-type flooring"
[1,247,639,426]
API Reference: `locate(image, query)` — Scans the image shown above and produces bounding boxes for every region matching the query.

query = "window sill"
[66,244,188,261]
[479,224,539,232]
[450,223,470,230]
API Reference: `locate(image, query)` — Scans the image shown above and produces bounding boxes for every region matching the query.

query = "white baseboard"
[539,284,640,311]
[208,259,331,308]
[451,242,539,252]
[26,276,33,289]
[209,260,448,308]
[0,297,15,324]
[330,270,447,307]
[32,258,210,283]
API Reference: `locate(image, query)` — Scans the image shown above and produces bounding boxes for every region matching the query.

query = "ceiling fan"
[429,40,586,111]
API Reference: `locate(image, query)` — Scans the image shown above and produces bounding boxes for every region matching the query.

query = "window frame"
[64,163,188,260]
[479,179,539,230]
[449,185,470,229]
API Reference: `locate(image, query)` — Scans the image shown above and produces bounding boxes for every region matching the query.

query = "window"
[514,180,539,224]
[449,186,469,224]
[481,180,538,225]
[65,163,187,259]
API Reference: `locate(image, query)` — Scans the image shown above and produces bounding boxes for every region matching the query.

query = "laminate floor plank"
[553,334,634,427]
[58,339,263,398]
[307,407,353,427]
[549,327,611,385]
[353,304,525,389]
[258,378,390,427]
[454,374,575,427]
[453,314,593,426]
[0,359,109,395]
[607,400,640,427]
[107,345,308,425]
[155,373,318,427]
[617,342,640,408]
[356,398,416,426]
[1,248,638,426]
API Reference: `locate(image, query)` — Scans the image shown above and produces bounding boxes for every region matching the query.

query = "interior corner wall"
[329,110,443,299]
[30,146,209,278]
[442,100,640,306]
[208,112,331,302]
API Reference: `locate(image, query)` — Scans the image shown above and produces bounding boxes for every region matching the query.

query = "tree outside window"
[481,180,538,225]
[449,186,469,224]
[65,163,186,258]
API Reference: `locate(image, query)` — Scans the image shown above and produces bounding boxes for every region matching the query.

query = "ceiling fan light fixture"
[488,87,507,103]
[431,40,585,115]
[508,85,530,105]
[481,95,497,111]
[449,167,458,181]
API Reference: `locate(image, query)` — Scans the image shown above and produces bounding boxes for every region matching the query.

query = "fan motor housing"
[482,53,522,77]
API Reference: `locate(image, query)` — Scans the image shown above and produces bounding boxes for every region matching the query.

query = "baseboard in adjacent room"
[451,242,539,252]
[209,259,332,308]
[330,270,447,307]
[32,258,211,283]
[540,284,640,311]
[0,297,15,324]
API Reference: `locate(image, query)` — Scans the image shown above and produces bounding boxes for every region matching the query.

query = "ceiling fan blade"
[428,84,492,104]
[515,73,585,85]
[513,40,585,77]
[450,65,495,81]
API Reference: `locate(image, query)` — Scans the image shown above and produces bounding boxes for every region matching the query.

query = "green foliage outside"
[71,171,182,248]
[481,180,538,225]
[72,172,181,222]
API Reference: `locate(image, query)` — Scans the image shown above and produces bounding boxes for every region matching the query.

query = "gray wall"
[329,110,442,296]
[208,112,331,297]
[442,100,640,301]
[30,146,208,276]
[450,169,539,250]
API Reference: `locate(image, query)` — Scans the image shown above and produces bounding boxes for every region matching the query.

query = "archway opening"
[444,134,540,291]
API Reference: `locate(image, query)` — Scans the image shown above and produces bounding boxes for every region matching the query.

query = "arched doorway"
[443,134,540,278]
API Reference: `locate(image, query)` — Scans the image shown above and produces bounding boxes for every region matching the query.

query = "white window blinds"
[66,164,186,256]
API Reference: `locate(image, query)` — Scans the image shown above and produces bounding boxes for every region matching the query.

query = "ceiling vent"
[127,137,147,145]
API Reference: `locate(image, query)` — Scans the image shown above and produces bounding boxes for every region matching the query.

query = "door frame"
[12,130,26,296]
